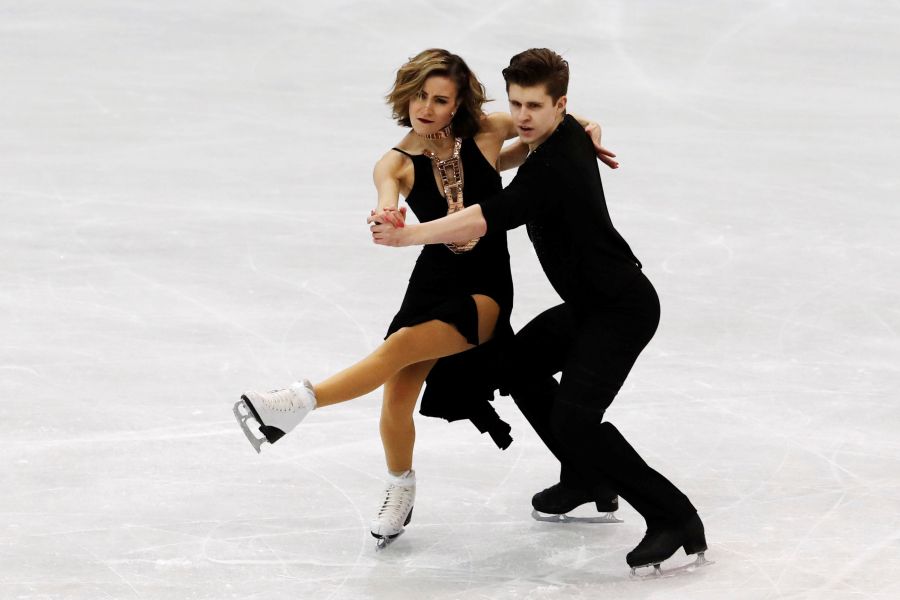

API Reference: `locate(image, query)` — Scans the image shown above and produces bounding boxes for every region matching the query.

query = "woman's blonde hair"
[386,49,488,139]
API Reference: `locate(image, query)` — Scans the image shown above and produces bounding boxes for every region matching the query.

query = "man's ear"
[557,95,568,114]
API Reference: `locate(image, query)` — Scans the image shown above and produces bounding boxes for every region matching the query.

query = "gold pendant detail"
[424,137,480,253]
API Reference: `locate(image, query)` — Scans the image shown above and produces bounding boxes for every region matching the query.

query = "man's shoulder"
[558,115,593,148]
[533,116,584,158]
[548,117,600,172]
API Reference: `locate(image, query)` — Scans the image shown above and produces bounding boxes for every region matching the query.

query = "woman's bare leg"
[380,359,436,473]
[313,294,500,408]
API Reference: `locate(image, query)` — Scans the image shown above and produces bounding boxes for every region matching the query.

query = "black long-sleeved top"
[481,114,643,310]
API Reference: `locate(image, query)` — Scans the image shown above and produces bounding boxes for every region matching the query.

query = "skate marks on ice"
[200,462,375,598]
[630,552,714,580]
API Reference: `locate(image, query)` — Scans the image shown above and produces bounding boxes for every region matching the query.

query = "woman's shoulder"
[374,148,415,183]
[377,132,419,162]
[478,112,514,136]
[388,131,429,158]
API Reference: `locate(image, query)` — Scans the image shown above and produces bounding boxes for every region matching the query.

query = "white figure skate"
[370,470,416,550]
[233,380,316,453]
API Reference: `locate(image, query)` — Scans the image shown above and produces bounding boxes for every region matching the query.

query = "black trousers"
[506,272,696,527]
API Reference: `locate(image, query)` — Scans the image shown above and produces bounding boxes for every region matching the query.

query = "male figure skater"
[369,48,708,573]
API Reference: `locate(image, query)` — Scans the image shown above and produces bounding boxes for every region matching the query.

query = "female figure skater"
[233,48,614,549]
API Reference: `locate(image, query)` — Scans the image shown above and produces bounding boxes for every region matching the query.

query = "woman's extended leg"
[313,294,499,408]
[235,295,500,452]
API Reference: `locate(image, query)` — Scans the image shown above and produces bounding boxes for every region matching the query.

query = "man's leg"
[505,304,616,507]
[505,304,570,458]
[546,277,704,567]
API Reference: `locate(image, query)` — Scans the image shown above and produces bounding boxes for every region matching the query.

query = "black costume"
[386,138,514,448]
[481,115,698,530]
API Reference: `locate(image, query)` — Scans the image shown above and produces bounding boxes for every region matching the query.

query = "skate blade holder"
[372,529,405,551]
[630,552,713,579]
[232,400,267,454]
[531,509,623,524]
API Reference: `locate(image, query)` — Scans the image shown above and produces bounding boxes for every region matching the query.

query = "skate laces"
[262,387,306,412]
[376,483,413,525]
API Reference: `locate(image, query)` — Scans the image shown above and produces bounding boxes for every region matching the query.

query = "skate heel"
[594,496,618,513]
[681,514,707,556]
[683,537,707,555]
[240,397,287,443]
[259,425,286,444]
[234,382,316,453]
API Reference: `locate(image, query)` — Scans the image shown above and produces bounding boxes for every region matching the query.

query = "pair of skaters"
[234,48,708,574]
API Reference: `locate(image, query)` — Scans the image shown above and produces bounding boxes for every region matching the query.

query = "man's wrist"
[403,223,422,246]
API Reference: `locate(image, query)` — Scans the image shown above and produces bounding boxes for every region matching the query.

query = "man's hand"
[584,122,619,169]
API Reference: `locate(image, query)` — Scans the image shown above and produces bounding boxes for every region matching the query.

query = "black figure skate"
[530,482,623,524]
[627,513,712,578]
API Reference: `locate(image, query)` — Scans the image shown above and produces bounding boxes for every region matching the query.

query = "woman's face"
[408,75,459,136]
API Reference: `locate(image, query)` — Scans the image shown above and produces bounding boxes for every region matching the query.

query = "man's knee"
[558,365,622,414]
[549,400,606,442]
[510,376,558,416]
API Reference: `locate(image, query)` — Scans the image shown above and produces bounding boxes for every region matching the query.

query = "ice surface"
[1,1,899,598]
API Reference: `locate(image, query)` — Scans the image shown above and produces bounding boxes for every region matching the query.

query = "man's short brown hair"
[501,48,569,102]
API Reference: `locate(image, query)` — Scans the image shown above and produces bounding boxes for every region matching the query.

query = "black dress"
[386,137,514,448]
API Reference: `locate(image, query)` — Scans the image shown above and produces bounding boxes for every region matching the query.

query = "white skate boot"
[233,380,317,453]
[370,470,416,550]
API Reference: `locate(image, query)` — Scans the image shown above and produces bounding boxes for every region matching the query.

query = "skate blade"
[531,509,623,524]
[372,529,405,551]
[232,400,267,454]
[630,552,714,580]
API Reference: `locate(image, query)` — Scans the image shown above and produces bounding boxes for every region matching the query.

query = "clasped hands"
[368,206,408,246]
[368,126,616,246]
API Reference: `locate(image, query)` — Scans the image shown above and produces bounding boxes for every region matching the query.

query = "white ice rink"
[2,1,899,598]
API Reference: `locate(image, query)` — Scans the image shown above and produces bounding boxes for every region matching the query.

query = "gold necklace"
[417,124,453,140]
[423,137,480,253]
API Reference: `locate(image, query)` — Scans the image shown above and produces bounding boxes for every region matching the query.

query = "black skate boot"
[531,482,622,524]
[626,513,710,576]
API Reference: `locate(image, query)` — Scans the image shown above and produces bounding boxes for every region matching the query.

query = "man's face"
[507,83,567,147]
